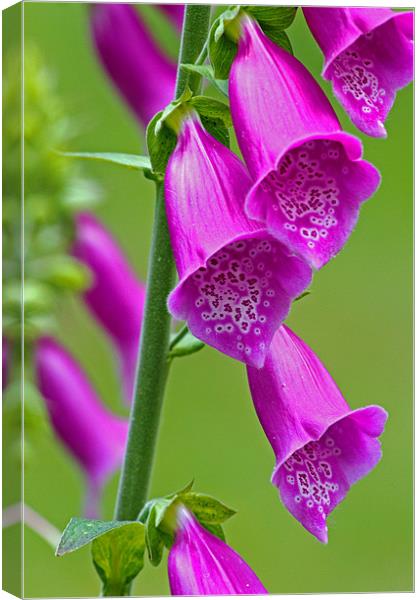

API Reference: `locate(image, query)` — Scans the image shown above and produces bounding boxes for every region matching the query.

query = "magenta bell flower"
[34,337,128,518]
[72,212,145,403]
[303,7,414,137]
[247,325,387,543]
[168,507,268,595]
[157,4,184,31]
[229,16,381,269]
[166,114,312,368]
[90,3,177,127]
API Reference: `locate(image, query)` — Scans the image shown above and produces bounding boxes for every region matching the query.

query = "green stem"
[175,5,211,97]
[114,4,211,524]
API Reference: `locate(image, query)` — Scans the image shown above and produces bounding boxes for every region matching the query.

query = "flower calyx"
[138,481,236,568]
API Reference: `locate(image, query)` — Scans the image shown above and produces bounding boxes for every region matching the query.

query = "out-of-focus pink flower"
[72,212,145,403]
[90,3,177,127]
[34,336,128,518]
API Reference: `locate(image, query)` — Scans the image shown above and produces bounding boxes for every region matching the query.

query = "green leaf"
[144,504,167,567]
[167,479,195,498]
[138,483,235,565]
[181,64,228,97]
[213,5,242,43]
[201,522,226,542]
[156,86,193,134]
[294,290,311,303]
[190,97,231,126]
[154,498,176,528]
[92,523,146,596]
[56,517,141,556]
[201,114,231,147]
[245,6,297,31]
[180,493,236,524]
[60,151,152,172]
[208,6,241,79]
[169,326,205,359]
[263,29,293,54]
[245,6,296,54]
[146,111,177,178]
[141,480,195,566]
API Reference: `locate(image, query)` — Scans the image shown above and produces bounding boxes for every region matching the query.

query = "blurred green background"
[9,2,415,596]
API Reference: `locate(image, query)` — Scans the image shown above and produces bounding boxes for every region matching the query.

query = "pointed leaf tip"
[180,492,237,524]
[59,152,152,171]
[55,517,144,557]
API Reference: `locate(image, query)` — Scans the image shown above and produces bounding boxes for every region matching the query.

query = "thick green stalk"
[114,5,211,524]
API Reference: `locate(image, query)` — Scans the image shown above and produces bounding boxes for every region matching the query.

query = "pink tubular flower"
[303,7,413,137]
[166,114,312,368]
[229,16,381,269]
[157,4,184,31]
[247,326,387,543]
[72,212,145,403]
[168,508,268,595]
[34,337,128,518]
[90,3,177,127]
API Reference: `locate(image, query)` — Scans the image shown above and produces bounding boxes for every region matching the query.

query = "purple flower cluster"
[33,5,412,596]
[161,7,410,583]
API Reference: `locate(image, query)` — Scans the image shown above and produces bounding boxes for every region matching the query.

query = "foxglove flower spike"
[166,114,312,368]
[247,326,387,543]
[35,337,128,518]
[72,212,145,403]
[90,3,177,127]
[168,508,267,595]
[303,7,413,137]
[229,16,381,269]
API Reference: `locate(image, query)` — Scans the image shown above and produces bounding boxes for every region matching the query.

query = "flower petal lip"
[165,114,312,368]
[229,16,381,269]
[72,212,145,403]
[303,8,413,79]
[168,507,268,595]
[247,326,388,542]
[90,3,177,127]
[34,336,128,517]
[303,8,413,137]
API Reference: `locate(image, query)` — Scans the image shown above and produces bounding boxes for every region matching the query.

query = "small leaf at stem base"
[92,523,146,596]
